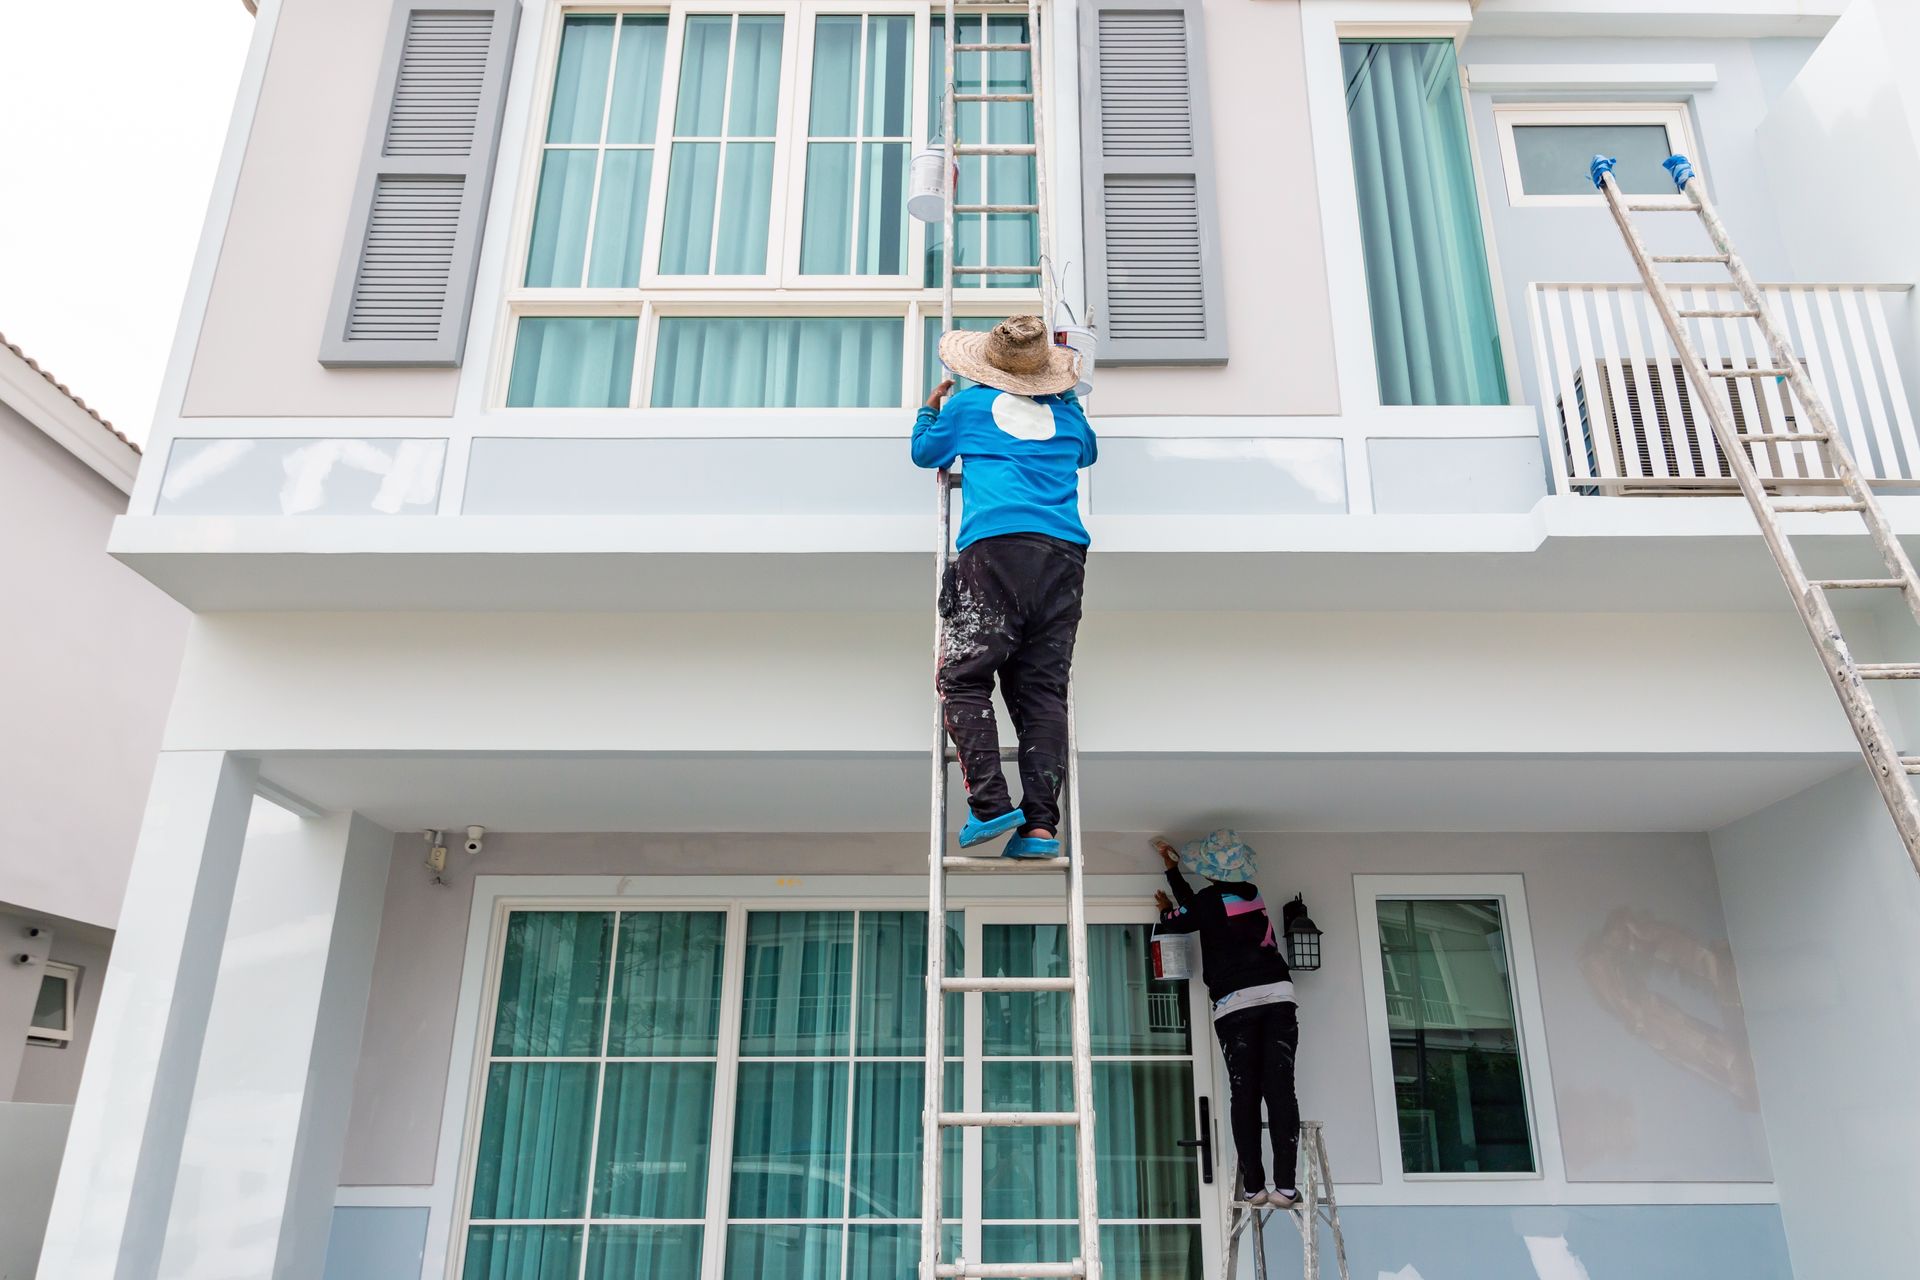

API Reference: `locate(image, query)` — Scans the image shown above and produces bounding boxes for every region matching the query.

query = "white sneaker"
[1271,1188,1302,1209]
[1241,1189,1270,1208]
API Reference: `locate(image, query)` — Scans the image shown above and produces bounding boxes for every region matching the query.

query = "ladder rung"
[940,1110,1080,1128]
[1903,757,1920,776]
[954,265,1041,275]
[955,204,1040,214]
[943,854,1070,873]
[952,42,1032,52]
[955,93,1033,102]
[1858,664,1920,680]
[1772,499,1866,513]
[1734,432,1829,444]
[941,975,1074,992]
[1812,578,1909,591]
[943,746,1019,763]
[1652,254,1730,264]
[1627,202,1700,212]
[1680,309,1762,319]
[935,1266,1084,1279]
[1707,367,1795,378]
[954,143,1037,155]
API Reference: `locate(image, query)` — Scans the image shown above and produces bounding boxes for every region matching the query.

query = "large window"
[1340,39,1507,407]
[503,4,1040,410]
[1373,898,1535,1176]
[460,907,1211,1279]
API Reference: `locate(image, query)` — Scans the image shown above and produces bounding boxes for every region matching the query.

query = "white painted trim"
[139,0,285,516]
[1492,102,1701,209]
[0,342,140,493]
[1468,0,1845,40]
[1466,64,1720,93]
[1352,874,1572,1204]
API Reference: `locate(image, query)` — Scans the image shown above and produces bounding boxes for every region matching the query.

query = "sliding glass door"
[460,902,1219,1280]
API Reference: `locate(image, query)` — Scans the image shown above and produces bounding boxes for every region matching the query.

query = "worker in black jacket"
[1153,830,1300,1208]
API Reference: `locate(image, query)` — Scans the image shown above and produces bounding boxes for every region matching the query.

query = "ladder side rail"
[941,0,958,345]
[1683,177,1920,635]
[1028,0,1055,330]
[1062,693,1102,1280]
[1599,172,1920,872]
[921,471,957,1279]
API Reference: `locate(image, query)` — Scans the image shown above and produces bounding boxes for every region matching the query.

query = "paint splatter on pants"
[1216,1002,1301,1191]
[937,532,1087,833]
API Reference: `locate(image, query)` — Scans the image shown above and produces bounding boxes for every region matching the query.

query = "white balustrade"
[1528,282,1919,494]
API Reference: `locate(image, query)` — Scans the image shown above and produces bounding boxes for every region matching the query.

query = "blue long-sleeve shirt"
[910,385,1097,549]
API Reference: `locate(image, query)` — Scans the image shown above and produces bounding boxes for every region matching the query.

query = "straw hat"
[938,315,1080,397]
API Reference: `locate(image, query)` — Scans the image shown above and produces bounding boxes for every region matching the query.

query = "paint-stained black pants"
[1216,1002,1301,1192]
[937,533,1087,833]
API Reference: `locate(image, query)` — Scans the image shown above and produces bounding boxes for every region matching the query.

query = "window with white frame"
[1375,898,1532,1174]
[501,3,1040,410]
[1493,103,1699,208]
[28,962,78,1048]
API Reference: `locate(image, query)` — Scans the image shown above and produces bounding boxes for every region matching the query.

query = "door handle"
[1176,1095,1214,1184]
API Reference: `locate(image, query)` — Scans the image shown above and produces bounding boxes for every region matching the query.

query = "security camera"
[24,926,44,939]
[464,825,486,856]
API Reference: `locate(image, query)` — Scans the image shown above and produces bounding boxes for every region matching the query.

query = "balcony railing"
[1529,282,1919,495]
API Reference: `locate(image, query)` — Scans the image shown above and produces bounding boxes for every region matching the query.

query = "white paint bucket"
[1053,324,1096,396]
[1150,929,1193,982]
[908,149,949,223]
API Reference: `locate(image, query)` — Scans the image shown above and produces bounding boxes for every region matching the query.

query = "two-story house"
[37,0,1920,1278]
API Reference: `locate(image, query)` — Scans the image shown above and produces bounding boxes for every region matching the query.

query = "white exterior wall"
[1712,765,1920,1280]
[0,402,186,931]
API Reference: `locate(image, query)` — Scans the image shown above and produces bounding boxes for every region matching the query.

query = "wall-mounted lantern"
[1283,894,1323,972]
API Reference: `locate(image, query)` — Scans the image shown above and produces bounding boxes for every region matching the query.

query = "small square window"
[1493,104,1699,207]
[28,962,77,1047]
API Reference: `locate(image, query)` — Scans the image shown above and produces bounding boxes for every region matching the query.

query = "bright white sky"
[0,2,255,445]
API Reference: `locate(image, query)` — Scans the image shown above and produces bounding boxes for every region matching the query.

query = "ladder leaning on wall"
[923,9,1094,1280]
[1593,153,1920,880]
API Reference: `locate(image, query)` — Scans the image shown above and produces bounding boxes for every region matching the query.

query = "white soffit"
[1466,63,1721,92]
[1469,0,1847,39]
[0,340,140,493]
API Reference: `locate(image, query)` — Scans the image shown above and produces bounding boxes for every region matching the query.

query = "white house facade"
[40,1,1920,1278]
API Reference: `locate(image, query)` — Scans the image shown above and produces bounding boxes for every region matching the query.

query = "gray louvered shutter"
[1080,0,1225,364]
[320,1,519,367]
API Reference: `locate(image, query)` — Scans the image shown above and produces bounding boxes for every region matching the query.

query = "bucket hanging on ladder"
[1150,925,1193,981]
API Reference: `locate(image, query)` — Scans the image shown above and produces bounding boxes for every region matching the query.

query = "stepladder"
[921,473,1102,1280]
[1593,152,1920,881]
[1224,1123,1348,1280]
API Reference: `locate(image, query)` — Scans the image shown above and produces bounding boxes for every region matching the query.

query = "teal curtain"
[594,1064,714,1217]
[802,16,911,276]
[1342,40,1507,406]
[585,1225,702,1280]
[723,1225,842,1280]
[609,911,726,1055]
[507,317,637,408]
[925,15,1037,289]
[980,1225,1200,1279]
[491,912,613,1056]
[465,1226,584,1280]
[651,317,903,408]
[471,1063,598,1218]
[661,15,783,275]
[526,15,666,288]
[730,1061,850,1217]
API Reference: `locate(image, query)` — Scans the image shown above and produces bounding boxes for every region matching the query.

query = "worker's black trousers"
[936,532,1086,834]
[1216,1002,1301,1192]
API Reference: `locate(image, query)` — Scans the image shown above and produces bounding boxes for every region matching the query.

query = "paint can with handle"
[1053,324,1096,397]
[908,149,949,223]
[1150,926,1193,982]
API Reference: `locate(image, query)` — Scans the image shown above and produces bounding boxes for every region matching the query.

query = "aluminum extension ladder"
[1596,156,1920,880]
[1223,1123,1349,1280]
[920,466,1100,1280]
[922,7,1091,1275]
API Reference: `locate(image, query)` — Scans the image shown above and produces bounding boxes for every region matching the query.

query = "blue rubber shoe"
[959,808,1025,848]
[1005,835,1062,860]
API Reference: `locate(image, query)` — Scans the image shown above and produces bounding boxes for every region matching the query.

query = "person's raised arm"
[911,378,962,470]
[1154,838,1197,907]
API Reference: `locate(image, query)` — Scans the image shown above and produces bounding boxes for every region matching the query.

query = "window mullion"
[572,911,624,1280]
[702,905,751,1280]
[838,911,863,1280]
[848,16,870,274]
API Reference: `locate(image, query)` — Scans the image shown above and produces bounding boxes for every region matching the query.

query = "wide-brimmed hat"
[938,315,1080,397]
[1179,829,1258,883]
